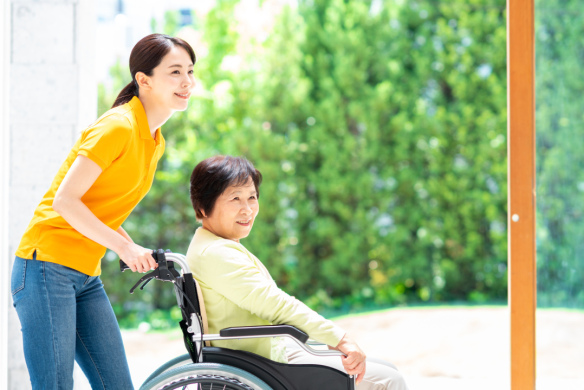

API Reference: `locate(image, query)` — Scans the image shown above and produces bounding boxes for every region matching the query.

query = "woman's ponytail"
[111,80,138,108]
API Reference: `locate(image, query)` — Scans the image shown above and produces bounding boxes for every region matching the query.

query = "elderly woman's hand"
[334,333,367,384]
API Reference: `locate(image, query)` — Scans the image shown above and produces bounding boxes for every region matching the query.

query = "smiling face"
[201,178,259,243]
[145,45,195,112]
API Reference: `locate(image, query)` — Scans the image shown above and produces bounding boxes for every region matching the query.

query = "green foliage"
[258,0,507,307]
[535,1,584,308]
[99,0,510,328]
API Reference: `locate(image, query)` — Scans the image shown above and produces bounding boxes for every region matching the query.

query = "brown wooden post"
[507,0,536,389]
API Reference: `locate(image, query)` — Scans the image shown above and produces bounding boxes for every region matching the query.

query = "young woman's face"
[147,45,195,112]
[202,178,259,243]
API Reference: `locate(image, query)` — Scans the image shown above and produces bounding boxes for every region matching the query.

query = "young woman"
[186,156,409,390]
[11,33,196,389]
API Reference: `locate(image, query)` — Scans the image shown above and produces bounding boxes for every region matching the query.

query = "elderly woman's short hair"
[189,155,262,220]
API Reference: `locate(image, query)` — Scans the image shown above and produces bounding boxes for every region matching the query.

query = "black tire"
[140,362,273,390]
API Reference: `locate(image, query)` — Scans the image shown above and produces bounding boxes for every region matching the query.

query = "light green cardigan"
[186,228,346,363]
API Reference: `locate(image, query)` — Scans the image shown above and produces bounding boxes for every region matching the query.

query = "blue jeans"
[11,256,134,390]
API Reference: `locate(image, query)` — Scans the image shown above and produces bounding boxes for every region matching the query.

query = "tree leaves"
[101,1,510,327]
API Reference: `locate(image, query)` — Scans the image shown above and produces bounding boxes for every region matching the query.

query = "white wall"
[1,0,11,389]
[4,0,96,388]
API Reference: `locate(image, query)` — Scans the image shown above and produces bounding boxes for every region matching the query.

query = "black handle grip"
[119,249,172,272]
[119,259,130,272]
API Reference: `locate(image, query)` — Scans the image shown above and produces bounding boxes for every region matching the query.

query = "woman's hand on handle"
[115,241,157,273]
[335,333,367,384]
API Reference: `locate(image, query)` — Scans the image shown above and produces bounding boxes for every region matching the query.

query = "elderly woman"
[186,155,408,390]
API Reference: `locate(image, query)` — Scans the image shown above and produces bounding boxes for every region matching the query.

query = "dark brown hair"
[190,156,262,220]
[112,33,196,108]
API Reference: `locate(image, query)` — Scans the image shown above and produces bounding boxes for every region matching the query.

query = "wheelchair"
[121,250,356,390]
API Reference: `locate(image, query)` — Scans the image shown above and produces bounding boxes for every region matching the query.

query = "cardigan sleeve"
[198,241,346,348]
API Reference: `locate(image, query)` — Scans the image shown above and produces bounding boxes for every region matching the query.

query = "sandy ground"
[72,307,584,389]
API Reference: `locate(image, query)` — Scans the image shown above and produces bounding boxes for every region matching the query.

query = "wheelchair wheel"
[140,362,272,390]
[142,354,193,385]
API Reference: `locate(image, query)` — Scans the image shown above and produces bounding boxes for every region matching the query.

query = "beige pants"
[285,339,408,390]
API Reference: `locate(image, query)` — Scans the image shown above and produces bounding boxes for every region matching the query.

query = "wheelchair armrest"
[219,325,309,344]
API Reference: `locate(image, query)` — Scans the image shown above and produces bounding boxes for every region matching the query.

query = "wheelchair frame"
[122,250,356,390]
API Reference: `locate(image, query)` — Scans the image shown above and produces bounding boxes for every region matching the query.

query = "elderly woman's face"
[202,177,259,242]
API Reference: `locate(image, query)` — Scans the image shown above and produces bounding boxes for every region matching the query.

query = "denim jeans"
[11,256,134,390]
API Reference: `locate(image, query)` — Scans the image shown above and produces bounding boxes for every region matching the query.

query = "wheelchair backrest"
[173,270,212,363]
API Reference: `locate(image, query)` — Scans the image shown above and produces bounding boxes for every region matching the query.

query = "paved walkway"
[71,307,584,389]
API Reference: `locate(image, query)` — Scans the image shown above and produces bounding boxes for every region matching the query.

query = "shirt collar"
[128,96,159,141]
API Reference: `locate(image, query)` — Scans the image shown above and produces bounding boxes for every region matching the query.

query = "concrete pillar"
[4,0,96,388]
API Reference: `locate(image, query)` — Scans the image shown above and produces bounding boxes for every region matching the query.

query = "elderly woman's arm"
[197,242,345,347]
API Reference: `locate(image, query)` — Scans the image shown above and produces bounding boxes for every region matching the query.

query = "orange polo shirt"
[15,97,165,276]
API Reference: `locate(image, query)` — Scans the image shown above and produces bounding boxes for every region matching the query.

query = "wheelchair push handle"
[118,249,166,272]
[119,259,131,272]
[119,250,191,274]
[119,250,192,293]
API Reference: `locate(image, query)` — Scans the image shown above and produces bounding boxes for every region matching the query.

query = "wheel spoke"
[147,371,263,390]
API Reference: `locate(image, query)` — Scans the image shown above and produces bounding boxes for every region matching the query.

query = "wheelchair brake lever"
[129,271,157,294]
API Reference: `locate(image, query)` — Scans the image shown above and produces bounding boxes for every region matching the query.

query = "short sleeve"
[77,115,132,170]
